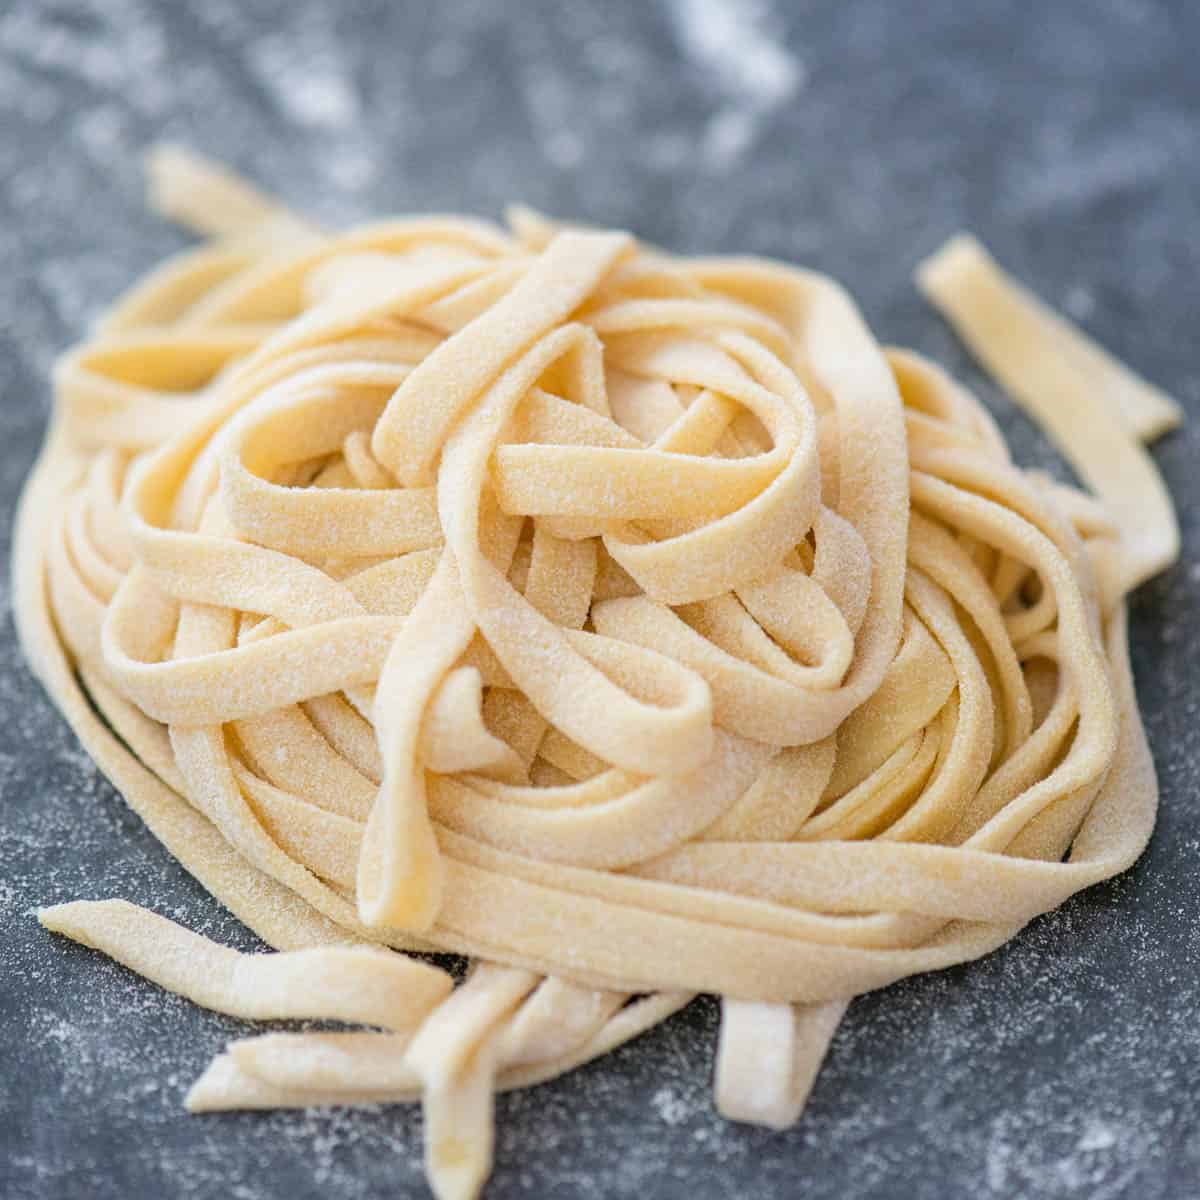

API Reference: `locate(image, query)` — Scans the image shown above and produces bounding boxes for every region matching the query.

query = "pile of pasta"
[17,148,1181,1200]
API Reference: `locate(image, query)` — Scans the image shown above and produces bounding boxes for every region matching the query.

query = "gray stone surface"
[1,1,1198,1197]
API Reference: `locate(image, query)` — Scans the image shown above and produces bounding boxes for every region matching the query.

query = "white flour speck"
[651,1084,692,1126]
[1065,285,1097,321]
[1078,1120,1118,1152]
[73,105,127,159]
[249,35,360,131]
[545,131,584,169]
[327,144,378,192]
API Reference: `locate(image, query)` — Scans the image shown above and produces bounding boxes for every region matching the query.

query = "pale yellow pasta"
[18,147,1179,1200]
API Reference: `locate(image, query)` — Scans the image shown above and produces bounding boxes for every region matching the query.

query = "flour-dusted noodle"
[715,999,849,1129]
[18,146,1179,1200]
[916,234,1180,590]
[38,900,451,1029]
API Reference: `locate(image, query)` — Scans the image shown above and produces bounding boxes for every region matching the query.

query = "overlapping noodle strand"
[18,148,1177,1200]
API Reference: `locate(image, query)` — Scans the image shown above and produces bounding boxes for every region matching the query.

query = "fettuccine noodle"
[17,146,1179,1200]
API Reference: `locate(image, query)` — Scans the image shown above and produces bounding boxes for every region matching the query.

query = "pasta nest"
[18,152,1173,1175]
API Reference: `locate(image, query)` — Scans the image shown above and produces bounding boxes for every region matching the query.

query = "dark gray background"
[1,1,1198,1197]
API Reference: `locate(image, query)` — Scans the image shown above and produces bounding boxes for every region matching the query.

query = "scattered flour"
[667,0,804,168]
[1078,1120,1119,1152]
[248,34,360,131]
[651,1084,694,1127]
[0,0,170,114]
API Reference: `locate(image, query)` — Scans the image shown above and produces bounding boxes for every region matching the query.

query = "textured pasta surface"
[18,148,1180,1200]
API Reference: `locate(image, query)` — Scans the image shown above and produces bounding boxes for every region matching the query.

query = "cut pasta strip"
[187,991,696,1112]
[146,143,319,244]
[917,234,1180,588]
[405,966,537,1200]
[232,1032,418,1093]
[715,998,849,1129]
[39,900,452,1030]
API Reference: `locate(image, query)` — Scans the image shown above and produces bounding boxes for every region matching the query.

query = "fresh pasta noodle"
[17,146,1180,1200]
